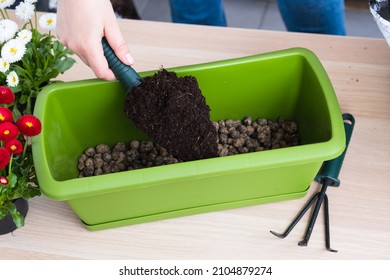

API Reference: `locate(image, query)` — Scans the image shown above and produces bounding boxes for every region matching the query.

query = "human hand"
[56,0,134,80]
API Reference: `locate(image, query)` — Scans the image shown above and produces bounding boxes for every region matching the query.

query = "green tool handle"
[101,37,142,91]
[315,113,355,187]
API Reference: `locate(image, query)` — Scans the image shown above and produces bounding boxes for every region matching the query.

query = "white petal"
[0,58,10,73]
[39,13,57,30]
[0,19,18,44]
[1,39,27,63]
[15,2,35,22]
[6,71,19,87]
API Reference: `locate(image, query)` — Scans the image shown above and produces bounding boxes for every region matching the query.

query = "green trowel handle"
[315,113,355,187]
[102,37,142,91]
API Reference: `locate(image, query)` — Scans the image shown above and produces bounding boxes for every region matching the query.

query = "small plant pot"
[0,198,28,235]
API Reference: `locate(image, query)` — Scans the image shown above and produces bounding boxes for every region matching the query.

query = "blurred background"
[131,0,382,38]
[38,0,382,38]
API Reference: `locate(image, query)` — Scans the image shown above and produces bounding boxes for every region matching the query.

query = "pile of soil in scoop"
[124,69,219,161]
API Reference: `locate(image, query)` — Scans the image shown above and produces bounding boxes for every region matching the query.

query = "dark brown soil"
[124,69,219,161]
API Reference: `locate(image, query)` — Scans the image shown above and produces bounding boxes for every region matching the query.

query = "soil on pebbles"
[78,116,300,177]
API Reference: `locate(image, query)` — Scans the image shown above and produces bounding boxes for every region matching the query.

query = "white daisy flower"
[1,39,26,63]
[17,29,32,44]
[39,13,57,30]
[6,71,19,87]
[15,2,35,22]
[0,0,16,10]
[0,19,18,44]
[0,58,10,73]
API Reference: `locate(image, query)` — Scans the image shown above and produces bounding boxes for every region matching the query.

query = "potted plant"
[0,86,41,234]
[0,0,75,234]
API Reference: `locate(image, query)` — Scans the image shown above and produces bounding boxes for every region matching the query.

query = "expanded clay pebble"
[215,116,299,156]
[78,116,300,177]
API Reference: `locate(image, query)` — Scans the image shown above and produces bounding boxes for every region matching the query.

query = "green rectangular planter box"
[32,48,345,230]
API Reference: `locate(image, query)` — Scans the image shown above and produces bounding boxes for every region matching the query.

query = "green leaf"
[17,175,28,189]
[11,106,22,121]
[10,211,25,228]
[21,187,40,200]
[0,210,6,220]
[19,94,28,104]
[8,173,18,189]
[4,202,17,214]
[56,57,76,73]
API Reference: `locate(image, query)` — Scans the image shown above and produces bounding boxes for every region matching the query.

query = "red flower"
[0,176,8,186]
[16,115,42,137]
[0,86,15,105]
[5,139,23,155]
[0,107,14,123]
[0,122,19,142]
[0,147,10,170]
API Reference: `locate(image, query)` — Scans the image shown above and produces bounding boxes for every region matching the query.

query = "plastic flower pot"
[32,48,345,231]
[0,198,28,235]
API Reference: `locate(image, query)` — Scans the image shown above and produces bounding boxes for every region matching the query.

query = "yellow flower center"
[26,121,33,127]
[10,145,17,151]
[0,178,6,184]
[10,48,17,56]
[47,19,53,25]
[2,61,7,68]
[4,130,10,135]
[0,114,4,121]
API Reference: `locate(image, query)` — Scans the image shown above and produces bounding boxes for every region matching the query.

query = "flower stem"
[8,154,13,174]
[22,137,29,160]
[34,7,37,30]
[0,9,7,19]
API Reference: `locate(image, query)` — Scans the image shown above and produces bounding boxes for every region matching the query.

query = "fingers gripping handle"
[102,37,142,91]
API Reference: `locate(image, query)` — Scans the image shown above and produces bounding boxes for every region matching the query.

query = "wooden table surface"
[1,19,389,260]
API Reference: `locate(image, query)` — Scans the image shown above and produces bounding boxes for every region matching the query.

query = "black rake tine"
[298,179,330,247]
[270,192,320,238]
[324,194,338,253]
